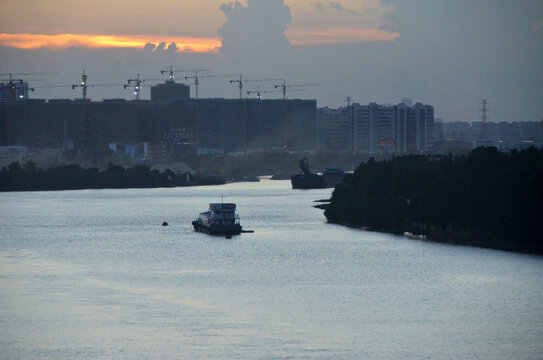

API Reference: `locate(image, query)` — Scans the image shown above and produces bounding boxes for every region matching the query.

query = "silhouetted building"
[0,81,30,103]
[150,80,190,103]
[0,95,317,159]
[317,106,352,152]
[324,102,434,154]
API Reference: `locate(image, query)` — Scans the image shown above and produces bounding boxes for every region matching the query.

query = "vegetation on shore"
[324,147,543,254]
[0,162,202,191]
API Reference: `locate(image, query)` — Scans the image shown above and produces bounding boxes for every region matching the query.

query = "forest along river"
[0,179,542,359]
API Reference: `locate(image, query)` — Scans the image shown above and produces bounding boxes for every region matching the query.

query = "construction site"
[0,68,318,167]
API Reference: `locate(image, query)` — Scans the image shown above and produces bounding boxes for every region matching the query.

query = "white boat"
[192,203,242,236]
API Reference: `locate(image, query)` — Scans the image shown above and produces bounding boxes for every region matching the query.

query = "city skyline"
[1,0,542,123]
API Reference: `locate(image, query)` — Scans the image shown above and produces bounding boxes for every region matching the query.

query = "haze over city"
[1,0,542,123]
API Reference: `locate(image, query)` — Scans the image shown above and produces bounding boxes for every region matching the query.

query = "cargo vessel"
[192,203,242,236]
[291,158,345,189]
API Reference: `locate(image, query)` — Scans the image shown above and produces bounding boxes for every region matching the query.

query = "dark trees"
[324,147,543,254]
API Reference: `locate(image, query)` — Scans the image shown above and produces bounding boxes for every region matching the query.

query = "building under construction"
[0,79,317,162]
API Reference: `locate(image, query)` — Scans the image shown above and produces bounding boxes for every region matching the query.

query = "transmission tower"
[480,99,489,123]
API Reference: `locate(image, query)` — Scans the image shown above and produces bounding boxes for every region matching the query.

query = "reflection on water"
[1,180,542,359]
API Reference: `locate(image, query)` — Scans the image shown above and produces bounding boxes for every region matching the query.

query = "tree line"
[0,162,199,191]
[324,147,543,254]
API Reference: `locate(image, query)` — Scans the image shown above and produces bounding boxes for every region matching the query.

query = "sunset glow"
[0,33,222,53]
[0,29,400,52]
[286,28,400,45]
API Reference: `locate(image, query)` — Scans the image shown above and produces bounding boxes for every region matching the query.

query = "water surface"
[1,180,542,359]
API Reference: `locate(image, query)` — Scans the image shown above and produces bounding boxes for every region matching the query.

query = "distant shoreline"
[0,162,231,192]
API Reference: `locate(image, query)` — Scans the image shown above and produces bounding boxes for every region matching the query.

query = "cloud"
[328,2,356,14]
[218,0,292,55]
[155,42,166,51]
[532,16,543,32]
[310,2,325,12]
[144,43,156,52]
[378,24,398,34]
[328,2,344,11]
[286,28,399,45]
[0,33,221,53]
[166,42,178,53]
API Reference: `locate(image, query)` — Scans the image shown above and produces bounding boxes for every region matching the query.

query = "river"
[1,179,542,359]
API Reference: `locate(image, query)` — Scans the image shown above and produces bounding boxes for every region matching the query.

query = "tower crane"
[274,80,318,100]
[247,86,307,100]
[0,72,55,102]
[72,70,89,100]
[247,86,271,99]
[183,73,235,99]
[229,75,244,100]
[123,74,162,101]
[229,77,284,100]
[70,70,123,100]
[160,66,209,83]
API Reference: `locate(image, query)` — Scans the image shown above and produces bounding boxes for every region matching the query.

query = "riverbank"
[0,162,231,192]
[323,147,543,255]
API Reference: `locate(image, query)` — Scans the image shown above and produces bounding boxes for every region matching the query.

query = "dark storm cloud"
[218,0,292,55]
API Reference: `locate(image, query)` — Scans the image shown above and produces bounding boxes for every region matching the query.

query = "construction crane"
[0,77,33,101]
[70,70,124,100]
[123,74,162,101]
[247,86,271,99]
[160,65,209,83]
[0,72,56,85]
[229,77,284,100]
[183,73,235,99]
[247,86,307,100]
[274,80,318,100]
[0,72,55,102]
[229,75,244,100]
[72,70,89,100]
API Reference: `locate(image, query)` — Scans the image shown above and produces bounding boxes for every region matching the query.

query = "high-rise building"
[433,118,444,141]
[317,106,352,152]
[352,104,370,153]
[352,103,394,153]
[320,102,434,154]
[401,97,413,107]
[409,103,434,153]
[0,81,30,103]
[150,80,190,103]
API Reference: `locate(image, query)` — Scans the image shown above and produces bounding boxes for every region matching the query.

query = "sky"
[0,0,542,122]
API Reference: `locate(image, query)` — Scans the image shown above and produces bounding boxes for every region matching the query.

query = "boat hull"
[323,173,345,188]
[291,172,347,189]
[192,220,242,236]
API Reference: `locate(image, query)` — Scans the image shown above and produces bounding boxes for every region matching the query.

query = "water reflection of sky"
[1,181,542,359]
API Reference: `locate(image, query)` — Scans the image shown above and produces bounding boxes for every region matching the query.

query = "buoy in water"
[162,222,168,226]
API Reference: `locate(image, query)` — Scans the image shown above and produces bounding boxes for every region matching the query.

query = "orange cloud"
[286,28,399,45]
[0,33,221,53]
